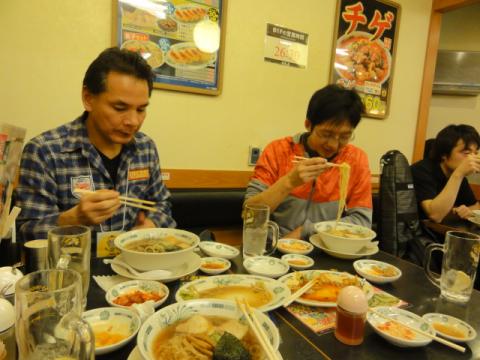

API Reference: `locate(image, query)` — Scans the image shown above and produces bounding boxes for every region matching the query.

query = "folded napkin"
[93,274,129,292]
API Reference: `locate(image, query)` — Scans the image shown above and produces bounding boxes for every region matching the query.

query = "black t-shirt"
[410,158,477,219]
[97,149,123,185]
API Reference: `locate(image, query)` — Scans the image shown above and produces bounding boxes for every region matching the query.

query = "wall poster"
[330,0,401,118]
[114,0,227,95]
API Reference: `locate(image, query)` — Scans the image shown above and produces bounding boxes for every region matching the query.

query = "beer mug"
[48,225,91,308]
[15,269,94,359]
[242,204,279,258]
[424,231,480,304]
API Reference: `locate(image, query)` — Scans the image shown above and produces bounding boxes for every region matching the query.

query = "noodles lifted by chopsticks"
[336,163,351,224]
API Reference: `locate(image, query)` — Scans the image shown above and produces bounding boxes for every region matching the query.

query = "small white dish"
[106,280,169,309]
[367,307,435,348]
[353,260,402,284]
[281,254,314,270]
[0,266,23,296]
[82,307,141,355]
[277,238,314,255]
[200,257,231,274]
[198,241,240,259]
[243,256,289,278]
[310,234,379,259]
[422,313,477,342]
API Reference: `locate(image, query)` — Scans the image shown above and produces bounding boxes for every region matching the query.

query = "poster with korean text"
[330,0,400,118]
[114,0,226,95]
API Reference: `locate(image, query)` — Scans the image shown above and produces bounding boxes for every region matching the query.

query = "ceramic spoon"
[103,258,172,279]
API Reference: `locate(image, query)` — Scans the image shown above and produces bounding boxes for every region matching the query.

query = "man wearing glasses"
[244,84,372,239]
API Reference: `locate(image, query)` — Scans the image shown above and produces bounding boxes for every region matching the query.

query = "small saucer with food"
[422,313,477,342]
[281,254,314,270]
[353,259,402,284]
[200,257,231,275]
[277,239,314,255]
[106,280,169,309]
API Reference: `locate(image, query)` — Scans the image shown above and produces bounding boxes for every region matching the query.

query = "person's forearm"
[57,207,83,226]
[426,173,464,222]
[244,174,296,212]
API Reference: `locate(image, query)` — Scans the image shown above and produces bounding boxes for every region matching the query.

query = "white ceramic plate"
[137,299,281,360]
[278,270,373,307]
[353,260,402,284]
[198,241,240,259]
[367,307,434,347]
[175,274,291,312]
[200,257,231,275]
[82,307,140,355]
[281,254,314,270]
[110,253,201,282]
[106,280,169,309]
[277,238,314,255]
[127,346,142,360]
[422,313,477,342]
[310,234,379,259]
[243,256,289,278]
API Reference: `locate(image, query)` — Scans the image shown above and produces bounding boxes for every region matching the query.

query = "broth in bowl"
[125,236,191,253]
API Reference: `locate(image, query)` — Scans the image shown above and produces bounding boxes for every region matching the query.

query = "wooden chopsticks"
[236,298,279,360]
[283,276,318,307]
[369,308,466,353]
[292,155,340,167]
[74,189,158,212]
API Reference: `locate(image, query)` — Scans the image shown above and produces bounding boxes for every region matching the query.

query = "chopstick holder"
[368,308,466,353]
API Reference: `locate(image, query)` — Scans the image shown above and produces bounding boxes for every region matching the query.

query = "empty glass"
[424,231,480,304]
[242,204,279,258]
[15,269,94,359]
[48,225,91,308]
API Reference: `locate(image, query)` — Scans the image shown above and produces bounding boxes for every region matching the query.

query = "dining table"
[89,241,480,360]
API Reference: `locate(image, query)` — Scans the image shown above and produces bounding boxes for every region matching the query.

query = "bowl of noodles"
[137,299,280,360]
[313,221,376,254]
[114,228,200,271]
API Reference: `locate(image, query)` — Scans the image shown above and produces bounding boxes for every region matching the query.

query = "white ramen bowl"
[137,299,280,360]
[313,221,376,254]
[114,228,200,271]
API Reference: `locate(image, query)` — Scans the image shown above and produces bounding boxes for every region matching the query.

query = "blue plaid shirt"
[16,113,176,241]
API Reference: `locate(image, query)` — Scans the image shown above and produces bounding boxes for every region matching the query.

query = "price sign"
[264,24,308,68]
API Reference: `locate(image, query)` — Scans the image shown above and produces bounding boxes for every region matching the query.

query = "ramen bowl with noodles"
[114,228,200,271]
[137,299,280,360]
[313,221,376,254]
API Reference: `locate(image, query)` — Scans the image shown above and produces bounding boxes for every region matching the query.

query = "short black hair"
[83,47,154,96]
[306,84,364,128]
[430,124,480,162]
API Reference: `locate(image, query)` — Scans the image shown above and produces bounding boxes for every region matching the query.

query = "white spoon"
[103,258,172,279]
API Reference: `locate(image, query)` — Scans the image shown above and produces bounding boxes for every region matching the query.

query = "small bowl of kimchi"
[106,280,169,309]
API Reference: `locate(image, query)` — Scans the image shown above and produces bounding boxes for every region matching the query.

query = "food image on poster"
[157,18,178,32]
[165,42,216,70]
[335,31,391,86]
[173,5,208,23]
[121,40,164,69]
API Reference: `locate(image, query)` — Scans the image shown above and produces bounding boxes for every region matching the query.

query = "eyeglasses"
[314,129,355,145]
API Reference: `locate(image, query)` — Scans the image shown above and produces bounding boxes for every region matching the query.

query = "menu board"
[114,0,226,95]
[330,0,401,118]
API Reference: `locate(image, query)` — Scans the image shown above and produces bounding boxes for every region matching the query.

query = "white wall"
[1,0,433,173]
[427,3,480,139]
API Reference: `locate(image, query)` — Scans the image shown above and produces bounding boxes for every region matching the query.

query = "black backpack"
[378,150,431,264]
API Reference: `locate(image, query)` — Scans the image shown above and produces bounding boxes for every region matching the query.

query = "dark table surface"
[90,247,480,360]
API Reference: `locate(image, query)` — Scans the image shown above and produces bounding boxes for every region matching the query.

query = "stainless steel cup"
[24,239,48,274]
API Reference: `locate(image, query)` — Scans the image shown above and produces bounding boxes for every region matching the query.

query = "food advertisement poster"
[114,0,226,95]
[264,24,309,69]
[330,0,400,118]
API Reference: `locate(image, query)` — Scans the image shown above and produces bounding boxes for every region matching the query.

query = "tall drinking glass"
[48,225,91,308]
[424,231,480,304]
[15,269,94,359]
[242,204,279,258]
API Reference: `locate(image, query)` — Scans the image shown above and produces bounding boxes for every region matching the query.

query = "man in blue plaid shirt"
[16,47,176,242]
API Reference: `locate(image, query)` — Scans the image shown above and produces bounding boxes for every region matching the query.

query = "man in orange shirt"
[245,85,372,239]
